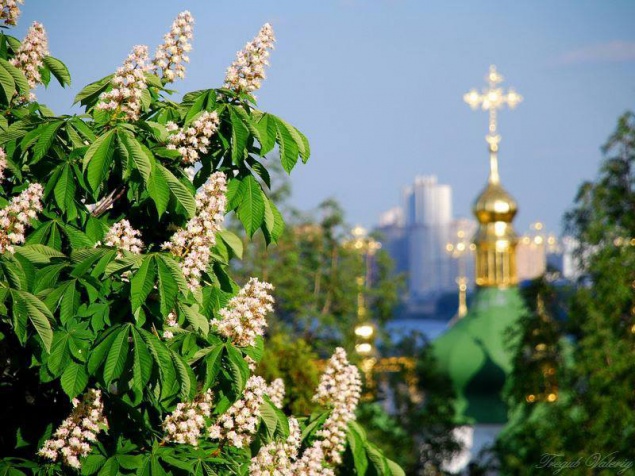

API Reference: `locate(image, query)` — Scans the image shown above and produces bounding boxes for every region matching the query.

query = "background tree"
[495,111,635,474]
[233,167,404,355]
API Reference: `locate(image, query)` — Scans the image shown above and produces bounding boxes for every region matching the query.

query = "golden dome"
[473,181,518,224]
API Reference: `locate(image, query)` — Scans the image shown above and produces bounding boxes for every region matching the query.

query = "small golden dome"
[473,181,518,224]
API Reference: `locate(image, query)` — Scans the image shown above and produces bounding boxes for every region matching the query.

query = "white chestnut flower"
[153,10,194,82]
[0,182,43,254]
[214,277,274,348]
[96,45,149,121]
[162,172,227,290]
[38,389,108,469]
[224,23,275,95]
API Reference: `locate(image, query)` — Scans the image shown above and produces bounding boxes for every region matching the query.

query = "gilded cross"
[464,65,523,183]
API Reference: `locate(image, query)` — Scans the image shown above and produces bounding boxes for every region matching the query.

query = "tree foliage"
[496,112,635,474]
[0,9,402,476]
[235,191,404,355]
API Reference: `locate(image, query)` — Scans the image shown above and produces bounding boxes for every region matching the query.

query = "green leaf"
[262,197,275,235]
[61,361,88,398]
[120,131,152,185]
[147,163,170,217]
[131,328,153,393]
[366,441,391,475]
[81,455,106,475]
[347,423,369,475]
[43,55,71,87]
[34,263,67,294]
[63,224,95,249]
[54,164,76,213]
[47,331,70,375]
[83,129,116,193]
[254,113,277,155]
[277,116,310,162]
[275,118,300,173]
[0,62,16,103]
[170,350,194,399]
[97,457,119,476]
[184,92,206,124]
[229,107,249,164]
[156,256,178,317]
[202,344,224,388]
[131,256,156,312]
[71,248,109,278]
[59,279,78,324]
[178,302,209,336]
[225,343,249,394]
[157,255,189,295]
[242,335,264,363]
[13,244,65,264]
[103,325,130,384]
[87,326,119,373]
[157,164,196,218]
[0,58,29,94]
[32,120,63,163]
[217,230,243,260]
[259,398,279,440]
[236,175,265,237]
[269,199,285,243]
[74,74,113,106]
[12,290,54,353]
[386,459,406,476]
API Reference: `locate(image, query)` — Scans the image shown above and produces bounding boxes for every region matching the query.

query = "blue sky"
[18,1,635,235]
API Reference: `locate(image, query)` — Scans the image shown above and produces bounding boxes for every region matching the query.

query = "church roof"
[432,287,525,424]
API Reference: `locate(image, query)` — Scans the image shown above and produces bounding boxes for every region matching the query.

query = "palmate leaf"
[103,325,130,385]
[83,129,116,193]
[13,244,65,264]
[0,58,29,95]
[0,61,15,103]
[225,343,249,395]
[177,302,209,336]
[217,230,243,260]
[147,163,170,217]
[156,256,178,317]
[229,106,249,165]
[235,175,265,237]
[131,255,157,312]
[170,349,195,400]
[10,289,54,353]
[275,117,300,173]
[73,74,113,107]
[53,164,76,213]
[201,344,224,388]
[59,279,79,324]
[32,120,63,164]
[120,131,152,185]
[259,396,290,441]
[156,164,196,218]
[131,327,153,395]
[254,112,277,155]
[61,361,88,399]
[346,422,369,475]
[43,55,71,87]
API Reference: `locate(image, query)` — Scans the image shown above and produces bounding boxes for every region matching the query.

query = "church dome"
[473,181,518,224]
[432,287,526,424]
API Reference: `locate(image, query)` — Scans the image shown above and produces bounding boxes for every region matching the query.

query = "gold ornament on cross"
[464,65,523,183]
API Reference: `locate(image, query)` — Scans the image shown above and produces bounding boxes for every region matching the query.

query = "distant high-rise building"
[405,176,454,300]
[377,176,476,313]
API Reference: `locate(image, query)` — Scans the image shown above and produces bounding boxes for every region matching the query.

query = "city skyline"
[21,1,635,234]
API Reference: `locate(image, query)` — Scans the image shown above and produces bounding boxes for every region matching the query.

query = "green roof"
[432,287,525,424]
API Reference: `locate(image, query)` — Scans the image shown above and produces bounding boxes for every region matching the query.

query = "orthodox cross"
[463,65,523,183]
